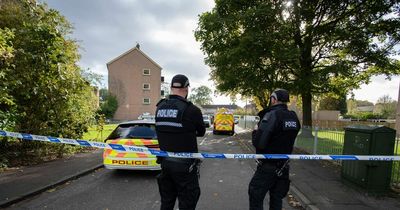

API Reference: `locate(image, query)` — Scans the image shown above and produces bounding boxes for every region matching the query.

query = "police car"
[103,120,160,170]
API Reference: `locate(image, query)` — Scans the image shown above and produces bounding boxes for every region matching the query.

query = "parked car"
[203,115,211,128]
[138,112,155,120]
[103,120,160,170]
[234,115,240,124]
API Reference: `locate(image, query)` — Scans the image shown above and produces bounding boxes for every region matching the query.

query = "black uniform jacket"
[156,95,206,153]
[252,104,300,155]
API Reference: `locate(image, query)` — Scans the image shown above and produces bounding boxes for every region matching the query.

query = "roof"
[201,104,240,110]
[106,46,162,69]
[356,106,374,112]
[244,103,257,109]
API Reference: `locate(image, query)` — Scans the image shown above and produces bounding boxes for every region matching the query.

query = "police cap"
[171,74,190,88]
[271,89,290,102]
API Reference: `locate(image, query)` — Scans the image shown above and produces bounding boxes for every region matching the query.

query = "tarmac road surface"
[6,128,299,210]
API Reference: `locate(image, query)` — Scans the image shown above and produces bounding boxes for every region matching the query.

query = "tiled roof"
[107,46,162,69]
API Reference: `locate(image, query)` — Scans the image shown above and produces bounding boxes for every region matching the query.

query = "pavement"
[289,159,400,210]
[2,127,400,209]
[0,150,103,208]
[235,127,400,210]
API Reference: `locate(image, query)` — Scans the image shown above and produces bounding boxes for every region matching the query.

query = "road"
[7,128,299,210]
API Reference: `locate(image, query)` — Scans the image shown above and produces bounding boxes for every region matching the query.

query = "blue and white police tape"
[1,130,399,161]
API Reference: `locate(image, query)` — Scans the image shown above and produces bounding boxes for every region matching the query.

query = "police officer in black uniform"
[248,89,300,210]
[155,74,206,210]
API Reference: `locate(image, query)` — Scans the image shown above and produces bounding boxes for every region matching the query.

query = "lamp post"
[396,79,400,137]
[244,98,247,129]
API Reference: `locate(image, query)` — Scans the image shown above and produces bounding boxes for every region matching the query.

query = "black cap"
[271,89,290,102]
[171,74,190,88]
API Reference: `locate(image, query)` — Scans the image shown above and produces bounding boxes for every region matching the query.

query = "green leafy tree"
[188,85,213,105]
[98,89,118,119]
[0,0,97,138]
[0,28,17,130]
[337,96,347,115]
[375,95,397,119]
[346,99,358,114]
[81,69,104,87]
[319,96,341,110]
[195,0,400,129]
[319,94,347,114]
[99,88,108,102]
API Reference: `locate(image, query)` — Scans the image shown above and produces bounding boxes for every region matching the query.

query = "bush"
[342,112,384,120]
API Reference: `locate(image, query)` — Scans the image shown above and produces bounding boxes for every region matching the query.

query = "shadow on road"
[109,169,160,179]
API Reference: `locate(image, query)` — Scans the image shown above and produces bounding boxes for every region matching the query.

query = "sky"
[42,0,399,106]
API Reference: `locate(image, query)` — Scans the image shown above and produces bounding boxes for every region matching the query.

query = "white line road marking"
[199,131,212,145]
[200,137,208,145]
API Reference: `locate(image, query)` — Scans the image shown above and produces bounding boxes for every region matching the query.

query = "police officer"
[248,89,300,210]
[155,74,206,210]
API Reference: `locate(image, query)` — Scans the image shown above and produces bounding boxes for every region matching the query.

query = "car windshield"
[107,124,157,140]
[203,115,209,120]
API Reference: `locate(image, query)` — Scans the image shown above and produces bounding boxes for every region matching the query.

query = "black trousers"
[248,162,290,210]
[157,159,200,210]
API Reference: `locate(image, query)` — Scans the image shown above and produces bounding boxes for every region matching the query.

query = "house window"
[161,90,165,96]
[143,83,150,90]
[143,98,151,105]
[143,69,150,75]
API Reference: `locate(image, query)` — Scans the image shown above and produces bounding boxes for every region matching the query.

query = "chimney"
[136,42,140,49]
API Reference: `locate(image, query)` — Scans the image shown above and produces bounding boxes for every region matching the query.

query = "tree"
[346,99,358,114]
[161,82,171,99]
[0,28,16,130]
[99,88,109,102]
[319,94,347,114]
[81,69,104,88]
[346,99,374,114]
[338,96,347,115]
[375,95,397,119]
[0,0,97,139]
[319,96,341,110]
[195,0,400,129]
[188,85,213,106]
[97,89,118,119]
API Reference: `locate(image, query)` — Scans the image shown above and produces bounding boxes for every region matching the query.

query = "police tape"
[1,130,399,161]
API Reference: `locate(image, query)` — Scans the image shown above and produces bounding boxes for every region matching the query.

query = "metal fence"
[294,126,400,189]
[238,116,259,130]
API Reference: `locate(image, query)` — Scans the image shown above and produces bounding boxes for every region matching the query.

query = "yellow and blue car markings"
[103,138,160,170]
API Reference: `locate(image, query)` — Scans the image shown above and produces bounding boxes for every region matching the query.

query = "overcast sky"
[43,0,399,106]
